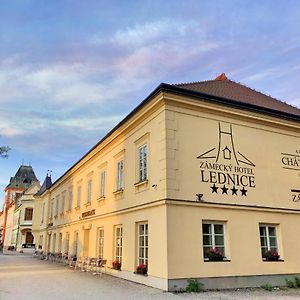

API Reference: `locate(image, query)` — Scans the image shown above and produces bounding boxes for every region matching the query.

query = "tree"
[0,146,11,158]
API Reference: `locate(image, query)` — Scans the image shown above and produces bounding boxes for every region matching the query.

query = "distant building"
[32,74,300,290]
[1,165,38,248]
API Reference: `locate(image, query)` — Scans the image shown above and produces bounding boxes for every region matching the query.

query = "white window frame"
[138,144,148,182]
[202,222,226,259]
[259,224,278,257]
[55,196,59,217]
[41,202,45,223]
[114,226,123,263]
[98,227,104,259]
[52,233,56,253]
[138,222,148,265]
[61,192,65,214]
[100,171,106,198]
[87,179,92,203]
[77,185,81,208]
[50,199,54,219]
[65,232,70,254]
[73,231,79,256]
[68,188,73,211]
[117,160,124,191]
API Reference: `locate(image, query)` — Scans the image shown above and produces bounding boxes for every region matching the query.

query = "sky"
[1,0,300,206]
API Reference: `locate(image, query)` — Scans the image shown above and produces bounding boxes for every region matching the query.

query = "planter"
[112,260,121,270]
[136,264,147,275]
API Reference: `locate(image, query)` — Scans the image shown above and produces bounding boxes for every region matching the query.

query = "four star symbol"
[209,184,248,196]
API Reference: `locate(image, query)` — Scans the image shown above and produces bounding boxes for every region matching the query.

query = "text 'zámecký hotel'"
[32,73,300,290]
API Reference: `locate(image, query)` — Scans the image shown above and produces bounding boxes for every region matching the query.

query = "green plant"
[186,279,204,293]
[285,278,295,288]
[294,277,300,288]
[264,250,280,261]
[261,283,273,291]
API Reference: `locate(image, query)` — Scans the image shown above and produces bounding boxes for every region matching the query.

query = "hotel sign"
[82,209,95,218]
[281,150,300,202]
[197,122,255,197]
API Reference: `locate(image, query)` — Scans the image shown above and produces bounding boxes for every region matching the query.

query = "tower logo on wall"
[197,122,256,197]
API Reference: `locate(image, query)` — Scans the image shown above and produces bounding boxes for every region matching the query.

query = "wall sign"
[281,150,300,202]
[197,122,256,197]
[82,209,95,218]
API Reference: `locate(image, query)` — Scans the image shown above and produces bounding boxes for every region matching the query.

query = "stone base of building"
[168,273,300,291]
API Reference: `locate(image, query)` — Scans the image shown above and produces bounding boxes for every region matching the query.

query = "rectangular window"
[73,231,79,256]
[65,232,70,254]
[98,228,104,259]
[58,233,62,253]
[87,179,92,203]
[41,203,45,223]
[55,196,59,217]
[77,186,81,208]
[138,222,148,265]
[115,226,123,263]
[117,160,124,190]
[39,235,43,249]
[68,188,73,211]
[202,222,225,259]
[100,171,106,198]
[24,208,33,221]
[260,225,278,258]
[52,233,56,252]
[61,192,65,214]
[50,199,54,219]
[138,145,147,182]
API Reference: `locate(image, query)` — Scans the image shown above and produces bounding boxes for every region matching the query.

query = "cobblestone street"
[2,253,300,300]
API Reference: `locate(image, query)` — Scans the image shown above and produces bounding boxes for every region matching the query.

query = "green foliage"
[0,146,11,158]
[285,278,296,288]
[186,279,204,293]
[294,277,300,288]
[260,283,273,291]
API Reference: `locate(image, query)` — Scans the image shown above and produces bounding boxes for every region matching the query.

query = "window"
[52,233,56,252]
[39,235,43,249]
[87,179,92,203]
[77,185,81,208]
[260,225,278,258]
[58,233,62,253]
[117,160,124,190]
[100,171,106,198]
[55,196,59,217]
[138,222,148,265]
[202,222,225,259]
[65,232,70,254]
[68,188,73,211]
[50,199,54,219]
[98,228,104,259]
[138,145,148,182]
[61,192,65,214]
[114,226,123,263]
[24,208,33,221]
[41,203,45,223]
[73,231,79,256]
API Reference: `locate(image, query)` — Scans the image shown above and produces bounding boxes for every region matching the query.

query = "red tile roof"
[174,73,300,117]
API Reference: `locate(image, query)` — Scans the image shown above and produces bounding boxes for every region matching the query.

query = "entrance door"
[25,231,34,244]
[83,230,90,257]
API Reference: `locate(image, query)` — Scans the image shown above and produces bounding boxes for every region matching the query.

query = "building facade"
[11,181,41,251]
[1,165,38,248]
[32,74,300,290]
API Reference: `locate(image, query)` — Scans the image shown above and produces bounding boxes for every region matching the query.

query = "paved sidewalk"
[1,254,300,300]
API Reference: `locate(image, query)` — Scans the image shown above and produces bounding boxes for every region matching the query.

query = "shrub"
[285,278,295,288]
[186,279,204,293]
[294,277,300,288]
[261,283,273,291]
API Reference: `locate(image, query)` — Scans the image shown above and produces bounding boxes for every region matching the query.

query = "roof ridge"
[173,76,300,112]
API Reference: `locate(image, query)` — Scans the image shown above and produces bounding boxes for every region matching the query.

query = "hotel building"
[32,73,300,290]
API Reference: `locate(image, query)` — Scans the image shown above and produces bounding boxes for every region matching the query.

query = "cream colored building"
[32,74,300,290]
[12,181,40,251]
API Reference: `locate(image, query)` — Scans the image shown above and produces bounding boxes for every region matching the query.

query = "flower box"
[264,250,280,261]
[136,263,147,275]
[206,248,224,261]
[112,260,121,270]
